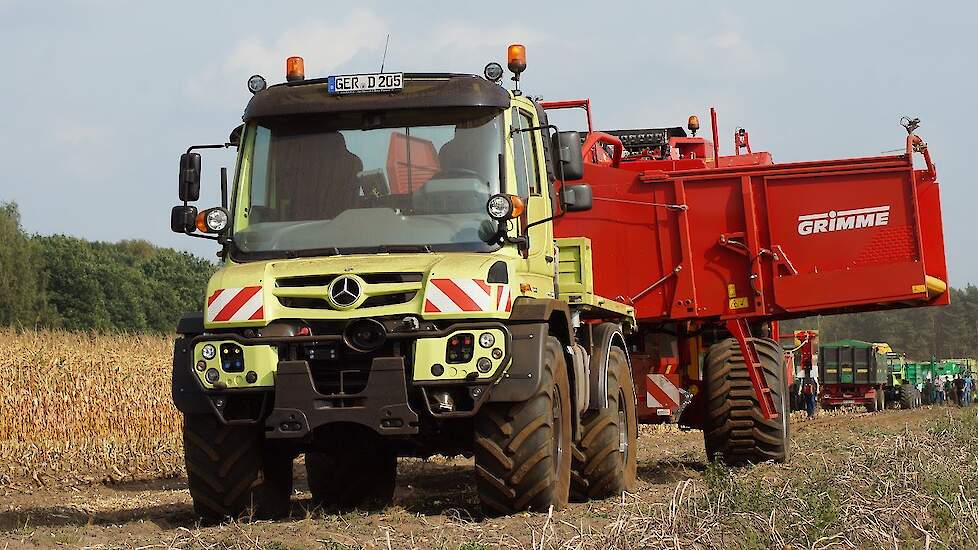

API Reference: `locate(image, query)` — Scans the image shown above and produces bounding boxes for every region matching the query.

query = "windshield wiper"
[282,247,342,259]
[376,244,434,253]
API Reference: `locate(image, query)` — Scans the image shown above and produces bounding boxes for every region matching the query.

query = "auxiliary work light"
[484,62,504,82]
[286,56,305,81]
[487,194,525,221]
[196,208,229,233]
[247,74,267,94]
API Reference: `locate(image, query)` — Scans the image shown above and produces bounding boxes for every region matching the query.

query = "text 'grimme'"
[797,205,890,235]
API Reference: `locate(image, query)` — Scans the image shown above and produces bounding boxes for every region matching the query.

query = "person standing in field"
[800,378,819,419]
[946,378,957,406]
[953,377,966,406]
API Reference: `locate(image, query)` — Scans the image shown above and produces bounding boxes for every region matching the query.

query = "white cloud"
[185,9,389,105]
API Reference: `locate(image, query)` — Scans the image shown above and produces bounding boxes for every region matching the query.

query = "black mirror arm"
[186,143,232,154]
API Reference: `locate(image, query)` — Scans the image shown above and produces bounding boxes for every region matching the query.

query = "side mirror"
[179,152,202,202]
[228,124,244,147]
[551,131,584,181]
[170,205,198,233]
[560,183,593,212]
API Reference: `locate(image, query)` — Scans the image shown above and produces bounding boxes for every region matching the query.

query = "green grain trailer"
[819,339,889,412]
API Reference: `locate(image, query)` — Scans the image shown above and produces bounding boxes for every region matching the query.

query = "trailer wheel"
[704,338,789,465]
[305,443,396,511]
[183,413,293,520]
[474,336,572,515]
[570,346,637,502]
[899,384,917,409]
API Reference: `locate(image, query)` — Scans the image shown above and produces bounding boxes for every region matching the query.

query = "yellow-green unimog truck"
[170,53,637,519]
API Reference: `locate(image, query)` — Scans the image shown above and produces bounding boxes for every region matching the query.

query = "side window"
[512,109,541,197]
[250,126,272,208]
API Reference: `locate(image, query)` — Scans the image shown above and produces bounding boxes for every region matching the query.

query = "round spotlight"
[204,208,229,232]
[483,62,504,82]
[479,332,495,348]
[431,363,445,377]
[201,344,216,360]
[247,74,267,94]
[344,318,387,352]
[477,357,492,373]
[245,371,258,384]
[487,194,512,220]
[205,368,220,384]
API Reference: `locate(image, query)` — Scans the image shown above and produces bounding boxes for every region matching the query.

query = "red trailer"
[548,100,947,463]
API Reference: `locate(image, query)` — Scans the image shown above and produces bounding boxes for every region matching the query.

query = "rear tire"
[474,336,572,515]
[305,444,396,511]
[704,338,789,465]
[183,414,293,520]
[570,347,637,502]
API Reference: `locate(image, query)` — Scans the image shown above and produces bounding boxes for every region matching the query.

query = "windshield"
[232,107,504,259]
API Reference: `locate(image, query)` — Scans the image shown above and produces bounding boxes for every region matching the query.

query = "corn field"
[0,329,182,487]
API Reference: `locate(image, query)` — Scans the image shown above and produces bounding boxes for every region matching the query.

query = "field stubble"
[2,330,978,549]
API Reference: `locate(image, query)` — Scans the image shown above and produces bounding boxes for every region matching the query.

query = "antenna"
[380,34,390,72]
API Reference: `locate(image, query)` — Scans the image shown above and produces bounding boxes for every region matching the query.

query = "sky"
[1,1,976,285]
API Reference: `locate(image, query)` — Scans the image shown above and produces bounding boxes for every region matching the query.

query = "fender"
[171,335,212,414]
[587,322,630,410]
[486,322,548,402]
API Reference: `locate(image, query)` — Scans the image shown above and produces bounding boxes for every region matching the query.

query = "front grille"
[273,272,424,310]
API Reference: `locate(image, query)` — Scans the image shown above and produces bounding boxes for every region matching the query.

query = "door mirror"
[170,205,198,233]
[179,152,201,202]
[560,183,592,212]
[551,131,584,181]
[228,124,244,147]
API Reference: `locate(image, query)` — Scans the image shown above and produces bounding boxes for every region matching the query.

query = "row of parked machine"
[782,330,975,412]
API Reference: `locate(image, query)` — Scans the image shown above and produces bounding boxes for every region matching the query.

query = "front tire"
[571,346,638,501]
[704,338,789,465]
[183,414,293,520]
[474,336,572,515]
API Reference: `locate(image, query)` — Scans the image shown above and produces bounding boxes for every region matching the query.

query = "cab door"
[509,104,556,299]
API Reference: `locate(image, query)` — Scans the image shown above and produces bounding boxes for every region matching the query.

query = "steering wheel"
[433,168,481,180]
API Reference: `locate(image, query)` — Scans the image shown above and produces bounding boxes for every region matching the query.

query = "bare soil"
[0,407,964,549]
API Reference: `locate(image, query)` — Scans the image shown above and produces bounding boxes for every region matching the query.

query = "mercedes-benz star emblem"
[328,276,362,309]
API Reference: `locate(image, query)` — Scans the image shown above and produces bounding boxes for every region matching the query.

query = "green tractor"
[883,351,922,409]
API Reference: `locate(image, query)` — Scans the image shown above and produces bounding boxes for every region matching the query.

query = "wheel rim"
[617,388,630,461]
[552,383,564,476]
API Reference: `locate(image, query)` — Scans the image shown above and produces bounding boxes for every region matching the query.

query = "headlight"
[477,357,493,373]
[205,368,220,384]
[479,332,495,348]
[201,344,216,360]
[487,194,524,221]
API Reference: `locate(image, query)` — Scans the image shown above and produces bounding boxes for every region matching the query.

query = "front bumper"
[172,322,512,437]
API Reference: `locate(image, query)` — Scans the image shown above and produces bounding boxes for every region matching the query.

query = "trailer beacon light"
[286,56,305,82]
[687,115,700,136]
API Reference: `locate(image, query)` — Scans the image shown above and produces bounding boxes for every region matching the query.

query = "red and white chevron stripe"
[207,286,264,323]
[424,279,511,313]
[646,373,681,413]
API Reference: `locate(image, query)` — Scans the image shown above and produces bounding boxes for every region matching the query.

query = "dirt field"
[3,406,977,550]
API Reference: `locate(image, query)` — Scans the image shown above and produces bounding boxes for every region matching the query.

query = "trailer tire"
[474,336,572,515]
[183,413,293,521]
[570,347,637,502]
[899,384,917,409]
[305,444,396,511]
[704,337,789,465]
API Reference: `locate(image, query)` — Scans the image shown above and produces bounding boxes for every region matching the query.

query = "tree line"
[0,202,215,332]
[783,285,978,361]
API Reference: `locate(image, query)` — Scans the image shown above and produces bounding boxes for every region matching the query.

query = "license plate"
[327,72,403,95]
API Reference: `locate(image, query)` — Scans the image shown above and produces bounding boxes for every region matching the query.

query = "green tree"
[0,202,55,326]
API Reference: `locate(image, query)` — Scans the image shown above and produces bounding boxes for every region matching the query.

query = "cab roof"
[243,73,511,121]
